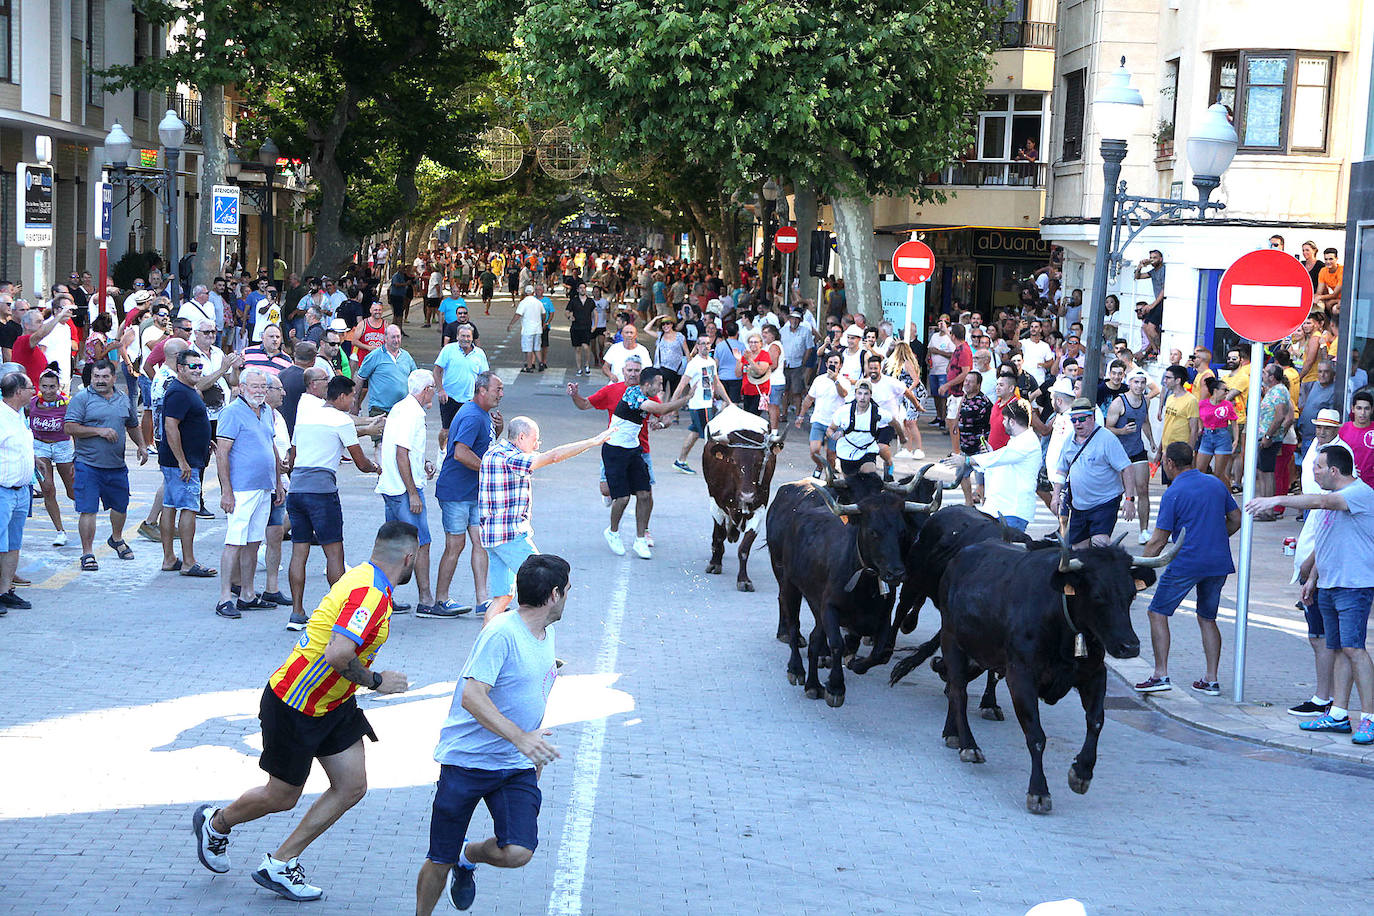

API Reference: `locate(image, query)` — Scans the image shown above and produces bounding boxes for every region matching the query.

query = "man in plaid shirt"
[478,415,607,623]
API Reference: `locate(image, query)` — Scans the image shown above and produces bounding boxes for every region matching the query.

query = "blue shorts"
[1066,495,1121,545]
[0,485,28,552]
[138,375,153,410]
[1198,427,1233,456]
[929,373,946,395]
[426,764,541,864]
[769,385,785,406]
[1316,587,1374,650]
[1148,572,1227,620]
[73,462,130,515]
[688,407,715,436]
[286,490,343,545]
[487,533,535,599]
[383,491,432,547]
[439,499,481,535]
[268,501,285,528]
[809,421,836,446]
[1302,599,1324,639]
[160,465,202,510]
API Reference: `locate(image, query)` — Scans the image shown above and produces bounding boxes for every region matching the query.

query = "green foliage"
[111,249,163,291]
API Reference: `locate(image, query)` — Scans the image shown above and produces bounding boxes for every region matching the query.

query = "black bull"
[702,429,784,591]
[936,533,1181,814]
[766,471,939,707]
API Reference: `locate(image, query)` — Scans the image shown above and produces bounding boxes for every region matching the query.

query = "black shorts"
[481,287,494,301]
[784,366,807,395]
[540,326,550,348]
[424,296,440,312]
[440,398,464,430]
[1128,449,1149,464]
[1036,465,1052,493]
[839,455,878,475]
[602,443,651,499]
[258,686,376,787]
[592,327,606,339]
[877,426,897,445]
[427,765,541,864]
[1143,304,1164,328]
[570,327,592,348]
[285,490,344,545]
[1258,442,1282,473]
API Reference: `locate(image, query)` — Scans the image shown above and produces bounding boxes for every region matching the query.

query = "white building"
[1042,0,1370,364]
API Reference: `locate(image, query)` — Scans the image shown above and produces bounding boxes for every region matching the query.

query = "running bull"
[937,532,1181,814]
[703,428,784,591]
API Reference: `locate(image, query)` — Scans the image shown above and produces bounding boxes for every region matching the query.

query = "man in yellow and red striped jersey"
[190,521,418,902]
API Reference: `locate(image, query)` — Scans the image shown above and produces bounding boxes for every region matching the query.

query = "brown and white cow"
[702,428,783,591]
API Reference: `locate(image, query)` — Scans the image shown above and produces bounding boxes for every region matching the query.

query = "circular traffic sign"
[774,226,798,253]
[1218,249,1315,343]
[892,239,935,285]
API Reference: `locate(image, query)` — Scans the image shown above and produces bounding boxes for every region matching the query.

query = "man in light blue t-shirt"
[414,554,568,914]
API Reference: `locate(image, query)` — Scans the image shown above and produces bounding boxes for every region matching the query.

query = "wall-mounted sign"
[972,229,1050,261]
[139,148,159,168]
[16,162,54,247]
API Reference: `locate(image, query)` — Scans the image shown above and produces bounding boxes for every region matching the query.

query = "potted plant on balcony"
[1153,121,1175,159]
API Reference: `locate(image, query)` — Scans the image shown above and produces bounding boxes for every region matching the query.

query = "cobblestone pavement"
[1,296,1364,914]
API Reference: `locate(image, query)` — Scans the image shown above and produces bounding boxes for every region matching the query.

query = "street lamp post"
[1080,59,1238,385]
[102,112,187,304]
[258,139,279,280]
[761,178,780,299]
[776,191,791,309]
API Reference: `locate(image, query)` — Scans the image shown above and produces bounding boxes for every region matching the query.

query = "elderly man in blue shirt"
[354,324,417,451]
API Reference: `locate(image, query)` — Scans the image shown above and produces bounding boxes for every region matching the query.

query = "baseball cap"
[1314,409,1341,427]
[1127,368,1149,382]
[844,326,863,339]
[328,317,349,333]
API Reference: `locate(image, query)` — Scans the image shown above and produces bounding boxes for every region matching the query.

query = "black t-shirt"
[158,379,211,468]
[278,364,308,433]
[1096,380,1124,413]
[336,299,364,330]
[0,318,20,351]
[567,296,596,330]
[441,319,480,343]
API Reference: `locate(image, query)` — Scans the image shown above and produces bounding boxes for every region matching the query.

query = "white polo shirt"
[376,395,428,497]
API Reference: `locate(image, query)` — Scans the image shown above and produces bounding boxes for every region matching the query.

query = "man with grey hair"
[377,369,438,614]
[180,285,217,331]
[301,306,326,346]
[0,370,36,611]
[972,348,996,399]
[214,366,285,619]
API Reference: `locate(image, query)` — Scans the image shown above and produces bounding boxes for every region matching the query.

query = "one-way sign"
[212,185,239,236]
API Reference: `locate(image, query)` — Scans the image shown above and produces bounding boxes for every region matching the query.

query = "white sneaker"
[192,805,231,874]
[52,530,67,547]
[1138,530,1151,545]
[252,854,323,901]
[910,449,925,460]
[632,537,652,559]
[603,527,625,556]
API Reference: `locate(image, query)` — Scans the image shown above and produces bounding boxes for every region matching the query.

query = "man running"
[414,555,571,913]
[192,522,418,901]
[600,368,690,559]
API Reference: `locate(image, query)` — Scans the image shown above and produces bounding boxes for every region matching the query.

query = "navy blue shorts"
[1067,495,1122,545]
[286,491,343,545]
[1302,599,1324,639]
[426,764,541,864]
[1148,572,1226,620]
[602,443,650,499]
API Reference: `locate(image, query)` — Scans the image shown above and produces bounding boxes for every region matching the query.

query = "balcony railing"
[991,20,1056,50]
[934,160,1046,188]
[170,94,203,144]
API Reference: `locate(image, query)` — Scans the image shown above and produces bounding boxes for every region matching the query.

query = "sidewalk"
[895,430,1373,766]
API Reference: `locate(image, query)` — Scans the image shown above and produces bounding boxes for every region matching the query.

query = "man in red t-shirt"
[350,301,388,364]
[939,323,973,397]
[11,303,72,384]
[566,357,660,539]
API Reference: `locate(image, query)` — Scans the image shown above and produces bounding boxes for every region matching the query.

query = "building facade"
[1042,0,1368,363]
[1339,28,1374,399]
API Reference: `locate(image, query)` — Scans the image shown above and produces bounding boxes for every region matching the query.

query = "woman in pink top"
[1339,390,1374,483]
[1196,376,1238,490]
[29,369,75,546]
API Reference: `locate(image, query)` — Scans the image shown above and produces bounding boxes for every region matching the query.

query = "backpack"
[844,400,881,437]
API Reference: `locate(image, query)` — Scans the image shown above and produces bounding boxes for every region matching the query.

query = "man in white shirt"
[601,323,652,382]
[848,352,910,479]
[838,325,866,386]
[179,286,217,331]
[670,336,731,473]
[797,351,848,478]
[320,277,346,319]
[827,380,901,477]
[953,399,1043,530]
[506,286,544,373]
[377,370,438,614]
[1019,320,1056,386]
[0,370,36,612]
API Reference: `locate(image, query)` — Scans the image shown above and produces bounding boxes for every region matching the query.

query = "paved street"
[1,297,1366,915]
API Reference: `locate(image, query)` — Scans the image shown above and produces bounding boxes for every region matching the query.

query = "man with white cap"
[1105,367,1157,543]
[838,324,866,386]
[320,319,352,379]
[1052,397,1135,546]
[1287,409,1351,717]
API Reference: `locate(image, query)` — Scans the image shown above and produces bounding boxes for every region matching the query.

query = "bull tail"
[888,634,942,687]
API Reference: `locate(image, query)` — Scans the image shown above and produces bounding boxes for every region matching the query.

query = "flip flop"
[80,554,99,571]
[161,559,183,572]
[106,537,135,560]
[180,564,218,578]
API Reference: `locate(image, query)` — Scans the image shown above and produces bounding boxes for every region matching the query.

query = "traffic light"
[809,231,834,277]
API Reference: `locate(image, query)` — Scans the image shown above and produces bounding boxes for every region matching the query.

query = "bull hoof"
[1067,764,1092,795]
[959,747,985,764]
[787,670,803,686]
[736,580,754,592]
[804,686,824,700]
[825,690,845,708]
[944,735,961,749]
[818,656,831,669]
[1026,793,1053,815]
[980,705,1005,721]
[705,563,722,575]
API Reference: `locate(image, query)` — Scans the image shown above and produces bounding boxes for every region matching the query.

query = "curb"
[1104,656,1374,766]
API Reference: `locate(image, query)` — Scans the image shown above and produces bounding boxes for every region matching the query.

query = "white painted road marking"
[546,564,630,916]
[896,256,931,270]
[1230,284,1304,308]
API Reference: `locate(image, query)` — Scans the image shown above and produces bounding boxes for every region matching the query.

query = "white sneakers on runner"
[252,854,324,901]
[192,805,231,874]
[603,527,625,556]
[632,537,652,560]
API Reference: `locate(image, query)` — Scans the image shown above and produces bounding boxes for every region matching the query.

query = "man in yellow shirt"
[1157,364,1199,484]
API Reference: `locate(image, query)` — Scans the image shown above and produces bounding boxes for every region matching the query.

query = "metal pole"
[1232,341,1265,702]
[1082,138,1127,387]
[265,171,275,280]
[165,147,181,304]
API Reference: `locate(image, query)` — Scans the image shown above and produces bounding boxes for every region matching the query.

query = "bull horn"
[1057,533,1085,572]
[885,462,935,495]
[1110,531,1129,548]
[822,463,836,487]
[814,481,861,518]
[1132,527,1186,568]
[904,500,936,516]
[944,460,973,489]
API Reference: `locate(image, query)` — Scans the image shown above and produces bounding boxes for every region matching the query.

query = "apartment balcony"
[991,20,1056,51]
[169,94,203,144]
[934,160,1047,188]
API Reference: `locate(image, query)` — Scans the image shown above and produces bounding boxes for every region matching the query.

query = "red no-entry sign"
[774,226,798,253]
[892,239,935,285]
[1218,249,1315,343]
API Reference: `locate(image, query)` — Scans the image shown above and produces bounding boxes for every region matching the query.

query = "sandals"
[81,554,99,571]
[106,537,135,560]
[180,563,218,578]
[161,558,183,572]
